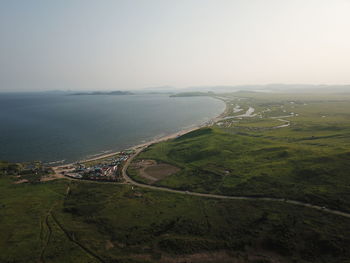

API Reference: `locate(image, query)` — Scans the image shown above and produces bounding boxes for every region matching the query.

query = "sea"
[0,92,225,164]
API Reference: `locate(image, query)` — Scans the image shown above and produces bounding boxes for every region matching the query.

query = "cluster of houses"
[64,150,134,182]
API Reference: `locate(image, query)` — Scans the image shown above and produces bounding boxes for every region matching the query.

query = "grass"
[1,174,350,262]
[129,93,350,213]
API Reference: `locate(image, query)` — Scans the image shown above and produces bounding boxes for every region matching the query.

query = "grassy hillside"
[1,173,350,263]
[129,94,350,212]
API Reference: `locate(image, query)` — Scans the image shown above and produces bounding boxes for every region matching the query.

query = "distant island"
[71,90,134,96]
[170,91,214,97]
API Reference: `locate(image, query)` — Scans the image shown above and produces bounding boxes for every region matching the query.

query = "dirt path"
[39,213,52,263]
[39,200,60,263]
[39,214,52,263]
[272,119,290,129]
[48,185,105,263]
[50,212,105,263]
[122,148,350,219]
[38,185,104,263]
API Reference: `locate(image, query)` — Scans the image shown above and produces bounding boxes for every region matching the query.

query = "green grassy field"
[129,93,350,213]
[1,173,350,263]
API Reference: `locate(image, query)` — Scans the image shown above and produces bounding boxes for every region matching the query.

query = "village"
[58,149,135,182]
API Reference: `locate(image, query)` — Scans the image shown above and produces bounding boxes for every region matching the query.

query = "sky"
[0,0,350,91]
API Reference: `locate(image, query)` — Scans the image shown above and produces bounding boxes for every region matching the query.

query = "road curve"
[122,148,350,219]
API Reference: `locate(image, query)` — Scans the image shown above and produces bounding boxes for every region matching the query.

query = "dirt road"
[122,149,350,219]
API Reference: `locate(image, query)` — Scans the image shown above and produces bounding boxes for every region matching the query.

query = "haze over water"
[0,93,224,163]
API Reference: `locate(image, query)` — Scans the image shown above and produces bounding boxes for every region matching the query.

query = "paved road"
[122,148,350,219]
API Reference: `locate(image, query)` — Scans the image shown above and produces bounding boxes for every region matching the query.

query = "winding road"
[122,148,350,219]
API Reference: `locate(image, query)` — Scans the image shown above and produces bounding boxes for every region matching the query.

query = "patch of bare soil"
[40,173,65,182]
[105,240,115,250]
[42,166,75,182]
[132,160,180,183]
[13,179,29,184]
[144,163,180,179]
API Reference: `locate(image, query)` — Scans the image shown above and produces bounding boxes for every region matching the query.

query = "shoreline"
[53,96,227,168]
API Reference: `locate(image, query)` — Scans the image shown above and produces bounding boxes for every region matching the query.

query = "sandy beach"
[52,97,227,169]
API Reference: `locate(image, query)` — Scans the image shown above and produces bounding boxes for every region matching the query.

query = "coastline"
[128,96,227,152]
[53,96,227,168]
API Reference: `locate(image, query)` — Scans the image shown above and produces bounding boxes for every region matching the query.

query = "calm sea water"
[0,93,225,164]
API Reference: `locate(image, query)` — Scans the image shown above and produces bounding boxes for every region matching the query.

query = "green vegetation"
[130,93,350,213]
[0,175,89,262]
[0,173,350,263]
[0,160,52,183]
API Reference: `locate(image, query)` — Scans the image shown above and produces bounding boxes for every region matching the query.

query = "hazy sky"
[1,0,350,91]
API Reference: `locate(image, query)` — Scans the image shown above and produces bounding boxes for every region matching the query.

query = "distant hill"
[71,91,134,96]
[184,84,350,93]
[170,91,214,97]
